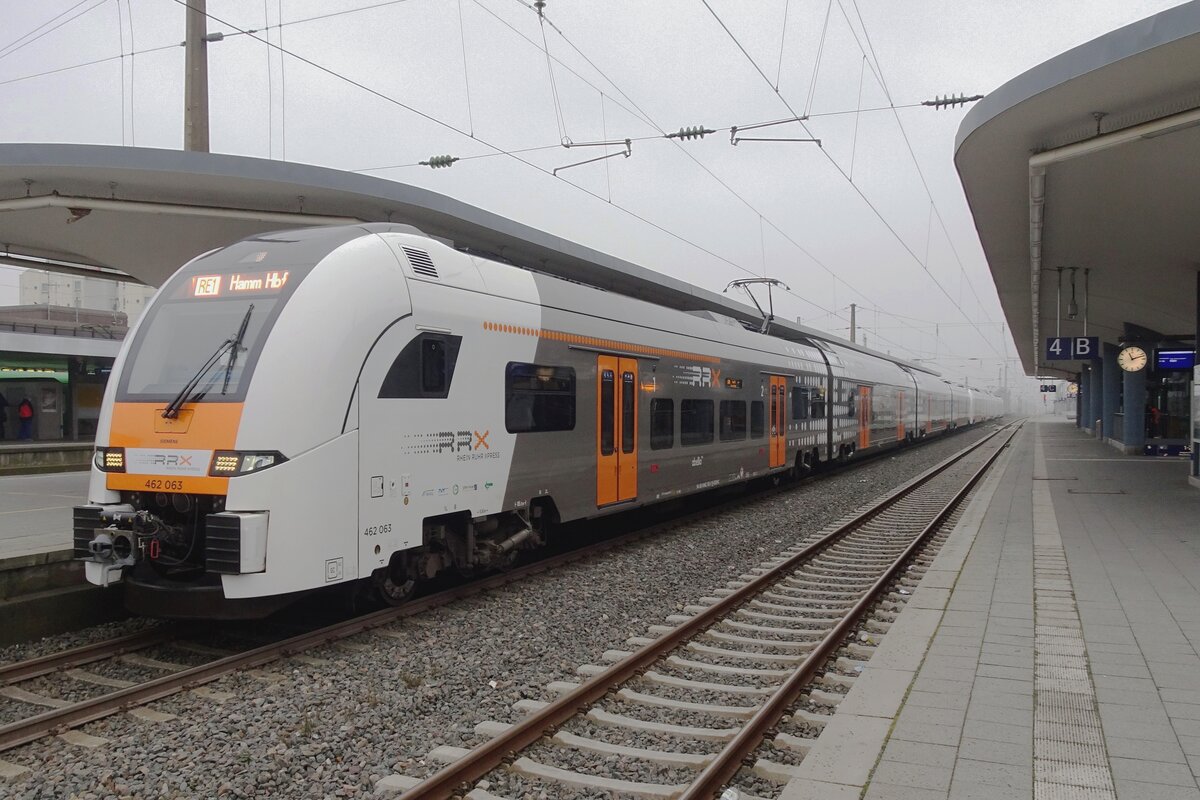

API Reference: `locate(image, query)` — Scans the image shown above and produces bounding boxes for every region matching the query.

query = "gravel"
[0,424,1001,799]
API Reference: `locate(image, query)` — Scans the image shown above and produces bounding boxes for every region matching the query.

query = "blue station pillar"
[1081,362,1095,432]
[1123,360,1146,453]
[1101,343,1120,443]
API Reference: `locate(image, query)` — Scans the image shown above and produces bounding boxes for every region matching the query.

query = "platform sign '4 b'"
[1045,336,1099,361]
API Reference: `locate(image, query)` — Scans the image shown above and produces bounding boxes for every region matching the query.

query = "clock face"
[1118,346,1148,372]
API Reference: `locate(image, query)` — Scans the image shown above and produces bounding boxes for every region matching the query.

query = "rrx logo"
[436,430,490,453]
[151,454,193,466]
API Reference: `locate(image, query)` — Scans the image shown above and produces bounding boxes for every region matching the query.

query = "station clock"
[1117,346,1148,372]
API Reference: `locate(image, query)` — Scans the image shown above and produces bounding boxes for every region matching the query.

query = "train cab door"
[769,375,786,468]
[858,385,872,450]
[897,390,906,441]
[597,355,638,506]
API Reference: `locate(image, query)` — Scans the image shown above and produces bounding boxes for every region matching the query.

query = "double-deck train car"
[75,223,1001,617]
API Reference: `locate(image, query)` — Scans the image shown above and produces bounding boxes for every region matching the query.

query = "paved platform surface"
[0,471,87,561]
[782,418,1200,800]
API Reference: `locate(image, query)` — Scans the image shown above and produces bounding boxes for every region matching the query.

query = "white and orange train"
[75,222,1001,617]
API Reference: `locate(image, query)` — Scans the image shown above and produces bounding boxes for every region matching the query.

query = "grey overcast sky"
[0,0,1186,386]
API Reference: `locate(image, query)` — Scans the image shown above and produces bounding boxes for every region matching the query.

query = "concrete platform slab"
[779,420,1200,800]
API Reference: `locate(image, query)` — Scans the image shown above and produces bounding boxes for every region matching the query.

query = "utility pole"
[849,303,857,343]
[184,0,210,152]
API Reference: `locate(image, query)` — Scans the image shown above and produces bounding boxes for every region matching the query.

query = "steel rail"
[397,421,1018,800]
[0,436,870,754]
[0,422,1005,755]
[0,626,175,686]
[680,422,1019,798]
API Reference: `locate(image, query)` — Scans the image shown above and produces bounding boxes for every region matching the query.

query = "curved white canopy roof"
[955,1,1200,376]
[0,142,934,374]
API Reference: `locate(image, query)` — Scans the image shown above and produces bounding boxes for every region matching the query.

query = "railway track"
[0,422,1008,762]
[385,421,1020,799]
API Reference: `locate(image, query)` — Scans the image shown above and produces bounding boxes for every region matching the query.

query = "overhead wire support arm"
[553,138,631,176]
[729,116,820,147]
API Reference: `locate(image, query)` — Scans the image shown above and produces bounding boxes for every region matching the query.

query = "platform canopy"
[955,1,1200,378]
[0,142,934,374]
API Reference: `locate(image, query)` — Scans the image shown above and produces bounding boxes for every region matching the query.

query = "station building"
[0,272,145,442]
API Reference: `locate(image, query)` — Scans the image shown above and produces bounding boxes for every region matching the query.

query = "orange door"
[597,356,638,506]
[769,376,787,468]
[897,390,905,441]
[858,385,872,450]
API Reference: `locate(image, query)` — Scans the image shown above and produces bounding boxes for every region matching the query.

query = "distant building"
[19,271,155,326]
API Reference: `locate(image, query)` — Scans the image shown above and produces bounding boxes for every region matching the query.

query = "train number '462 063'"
[144,479,184,491]
[363,524,392,537]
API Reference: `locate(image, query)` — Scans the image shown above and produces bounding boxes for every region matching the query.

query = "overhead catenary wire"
[520,4,914,350]
[115,0,126,146]
[278,0,286,160]
[700,1,1004,361]
[163,1,845,326]
[126,0,136,145]
[0,0,929,359]
[0,0,109,63]
[457,0,475,138]
[842,0,995,328]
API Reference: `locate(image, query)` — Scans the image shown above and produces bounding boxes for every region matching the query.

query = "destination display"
[186,270,291,299]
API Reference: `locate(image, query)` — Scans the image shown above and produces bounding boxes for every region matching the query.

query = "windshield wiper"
[223,303,255,393]
[161,304,255,419]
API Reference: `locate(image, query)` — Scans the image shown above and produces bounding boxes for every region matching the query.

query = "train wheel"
[372,555,418,606]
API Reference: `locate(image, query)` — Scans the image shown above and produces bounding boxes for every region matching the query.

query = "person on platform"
[17,396,34,441]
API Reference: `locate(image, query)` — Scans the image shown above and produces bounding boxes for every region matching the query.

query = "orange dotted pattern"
[482,320,719,364]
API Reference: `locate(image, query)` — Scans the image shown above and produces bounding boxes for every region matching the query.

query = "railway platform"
[0,470,120,645]
[782,418,1200,800]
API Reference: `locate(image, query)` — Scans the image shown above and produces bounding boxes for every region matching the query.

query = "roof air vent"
[402,246,439,279]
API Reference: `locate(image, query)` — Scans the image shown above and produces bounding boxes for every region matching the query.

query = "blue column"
[1102,343,1120,442]
[1080,364,1094,432]
[1123,362,1146,452]
[1077,368,1086,429]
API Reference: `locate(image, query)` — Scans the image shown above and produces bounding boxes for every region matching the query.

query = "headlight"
[94,447,126,473]
[208,450,287,476]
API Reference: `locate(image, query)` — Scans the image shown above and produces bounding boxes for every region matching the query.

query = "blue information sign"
[1045,336,1099,361]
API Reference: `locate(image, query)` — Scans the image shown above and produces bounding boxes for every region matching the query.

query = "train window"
[505,362,577,433]
[600,369,615,454]
[791,387,810,420]
[811,393,826,419]
[681,399,714,446]
[651,399,674,450]
[379,333,462,399]
[750,401,765,438]
[422,339,446,393]
[622,372,636,454]
[719,400,747,441]
[847,388,857,418]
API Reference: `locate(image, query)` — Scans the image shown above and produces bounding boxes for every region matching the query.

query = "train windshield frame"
[115,235,334,404]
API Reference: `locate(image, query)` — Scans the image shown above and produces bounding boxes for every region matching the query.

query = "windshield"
[116,226,370,404]
[120,297,277,402]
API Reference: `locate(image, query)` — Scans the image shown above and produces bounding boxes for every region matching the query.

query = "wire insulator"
[666,125,715,141]
[420,155,459,169]
[921,93,984,110]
